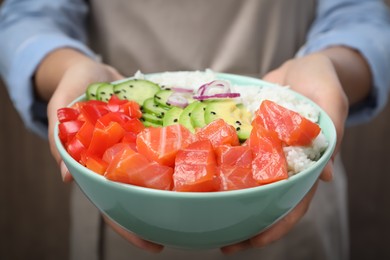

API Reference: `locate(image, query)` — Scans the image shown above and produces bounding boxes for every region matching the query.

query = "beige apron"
[71,0,349,259]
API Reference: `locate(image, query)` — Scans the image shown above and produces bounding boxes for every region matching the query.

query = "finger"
[262,70,283,84]
[221,181,319,254]
[103,216,164,253]
[220,240,252,255]
[262,70,286,85]
[60,161,74,183]
[319,159,334,182]
[105,65,125,81]
[314,87,347,156]
[47,90,70,168]
[250,181,319,246]
[262,61,291,85]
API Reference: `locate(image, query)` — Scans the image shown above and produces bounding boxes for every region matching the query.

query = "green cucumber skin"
[96,83,114,102]
[86,82,108,100]
[114,79,161,105]
[142,98,169,118]
[142,120,162,128]
[154,90,174,108]
[142,112,163,125]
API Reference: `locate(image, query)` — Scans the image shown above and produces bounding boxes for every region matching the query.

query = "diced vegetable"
[58,78,325,192]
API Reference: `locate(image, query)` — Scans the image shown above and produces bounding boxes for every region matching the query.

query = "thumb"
[262,62,291,85]
[105,65,126,81]
[263,70,283,84]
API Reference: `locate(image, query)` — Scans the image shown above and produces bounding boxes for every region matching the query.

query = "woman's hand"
[47,61,124,181]
[34,49,123,181]
[262,52,349,177]
[35,48,164,253]
[221,48,366,254]
[104,215,164,253]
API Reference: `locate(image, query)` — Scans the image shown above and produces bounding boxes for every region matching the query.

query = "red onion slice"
[167,92,189,108]
[170,87,194,93]
[196,80,231,96]
[197,84,207,96]
[193,92,241,100]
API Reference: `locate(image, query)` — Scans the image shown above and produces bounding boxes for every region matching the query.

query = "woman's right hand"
[35,48,164,253]
[34,48,124,181]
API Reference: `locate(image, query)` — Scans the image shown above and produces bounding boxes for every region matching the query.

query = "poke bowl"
[54,70,336,249]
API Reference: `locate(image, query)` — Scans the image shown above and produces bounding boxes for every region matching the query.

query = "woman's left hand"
[221,52,349,254]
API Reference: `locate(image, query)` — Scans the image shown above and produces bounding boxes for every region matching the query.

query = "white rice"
[135,69,216,91]
[134,70,328,175]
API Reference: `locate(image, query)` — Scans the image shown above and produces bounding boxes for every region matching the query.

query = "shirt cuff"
[297,26,390,126]
[6,33,96,138]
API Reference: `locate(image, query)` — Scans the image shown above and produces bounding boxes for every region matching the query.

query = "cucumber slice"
[154,90,174,108]
[142,113,163,125]
[142,97,169,117]
[113,79,161,105]
[96,83,114,102]
[86,82,107,100]
[142,120,162,128]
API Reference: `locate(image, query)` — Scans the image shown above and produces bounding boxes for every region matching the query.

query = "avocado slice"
[190,102,207,128]
[163,106,183,126]
[204,100,253,141]
[178,101,199,133]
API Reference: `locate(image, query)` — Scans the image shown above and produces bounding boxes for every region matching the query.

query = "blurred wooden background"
[1,2,390,260]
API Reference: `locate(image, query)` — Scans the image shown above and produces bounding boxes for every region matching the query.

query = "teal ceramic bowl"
[54,72,336,250]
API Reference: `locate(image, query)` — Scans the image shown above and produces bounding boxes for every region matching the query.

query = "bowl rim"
[54,71,337,198]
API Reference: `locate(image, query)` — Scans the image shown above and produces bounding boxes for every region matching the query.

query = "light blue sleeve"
[0,0,96,138]
[297,0,390,126]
